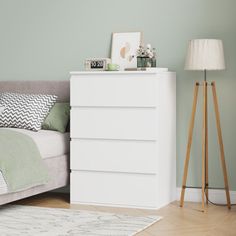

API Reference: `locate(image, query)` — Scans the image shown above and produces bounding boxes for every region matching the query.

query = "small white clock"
[85,58,111,71]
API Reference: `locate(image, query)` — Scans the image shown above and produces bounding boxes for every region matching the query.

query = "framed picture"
[111,32,142,70]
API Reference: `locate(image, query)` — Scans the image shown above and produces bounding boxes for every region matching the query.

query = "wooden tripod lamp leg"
[205,82,209,204]
[201,81,207,211]
[211,81,231,209]
[180,82,199,207]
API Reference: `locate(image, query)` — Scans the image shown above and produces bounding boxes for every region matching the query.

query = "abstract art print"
[111,32,142,70]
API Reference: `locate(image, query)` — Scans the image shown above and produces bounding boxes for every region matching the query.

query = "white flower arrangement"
[137,44,156,58]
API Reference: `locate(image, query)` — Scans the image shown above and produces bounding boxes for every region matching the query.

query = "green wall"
[1,0,236,190]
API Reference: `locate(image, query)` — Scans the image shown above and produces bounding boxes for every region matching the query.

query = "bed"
[0,80,70,205]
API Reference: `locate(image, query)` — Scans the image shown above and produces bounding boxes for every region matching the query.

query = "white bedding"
[0,128,70,195]
[2,128,70,159]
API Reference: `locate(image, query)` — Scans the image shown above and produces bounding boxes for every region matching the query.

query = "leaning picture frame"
[111,32,142,70]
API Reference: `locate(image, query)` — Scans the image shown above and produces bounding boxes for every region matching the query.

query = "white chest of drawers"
[70,71,176,209]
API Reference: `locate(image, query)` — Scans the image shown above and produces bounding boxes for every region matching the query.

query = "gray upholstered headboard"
[0,80,70,102]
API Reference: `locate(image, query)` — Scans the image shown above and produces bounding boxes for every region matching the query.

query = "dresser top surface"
[70,70,175,76]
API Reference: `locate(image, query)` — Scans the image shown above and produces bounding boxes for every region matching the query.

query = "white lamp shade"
[185,39,225,70]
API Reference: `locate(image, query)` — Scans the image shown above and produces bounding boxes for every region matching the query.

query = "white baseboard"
[176,187,236,204]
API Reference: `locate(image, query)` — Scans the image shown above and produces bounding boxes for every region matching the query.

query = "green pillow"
[42,103,70,133]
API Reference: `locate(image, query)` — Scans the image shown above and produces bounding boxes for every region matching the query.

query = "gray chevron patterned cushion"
[0,92,57,131]
[0,105,4,115]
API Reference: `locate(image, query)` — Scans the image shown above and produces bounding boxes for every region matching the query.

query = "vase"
[137,57,156,68]
[137,57,147,68]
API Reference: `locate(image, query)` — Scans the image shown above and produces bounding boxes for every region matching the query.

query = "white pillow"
[0,92,57,131]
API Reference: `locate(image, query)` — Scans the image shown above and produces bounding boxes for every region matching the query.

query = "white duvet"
[0,128,69,195]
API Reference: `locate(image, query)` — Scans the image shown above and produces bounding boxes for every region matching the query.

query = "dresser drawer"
[70,171,158,208]
[70,76,157,107]
[71,139,157,174]
[71,107,157,140]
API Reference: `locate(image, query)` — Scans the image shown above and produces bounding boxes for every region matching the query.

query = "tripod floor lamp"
[180,39,231,211]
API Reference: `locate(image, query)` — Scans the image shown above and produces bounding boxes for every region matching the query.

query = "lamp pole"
[204,69,208,204]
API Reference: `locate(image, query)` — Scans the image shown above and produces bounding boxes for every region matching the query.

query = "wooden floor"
[14,193,236,236]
